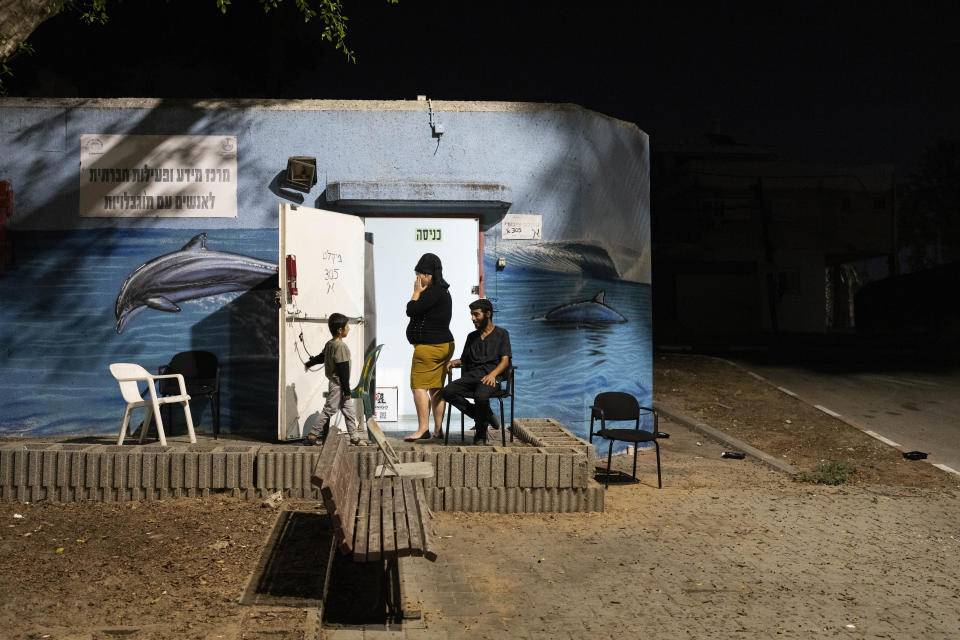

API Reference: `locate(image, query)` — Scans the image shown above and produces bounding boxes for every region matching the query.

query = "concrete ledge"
[653,401,798,476]
[0,420,603,508]
[511,418,596,461]
[422,482,604,513]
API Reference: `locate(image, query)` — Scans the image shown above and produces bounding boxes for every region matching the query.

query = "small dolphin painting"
[540,291,628,325]
[114,233,278,333]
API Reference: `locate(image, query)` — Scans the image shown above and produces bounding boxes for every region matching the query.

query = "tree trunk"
[0,0,62,63]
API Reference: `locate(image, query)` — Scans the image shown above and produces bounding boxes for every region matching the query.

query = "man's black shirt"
[460,325,512,376]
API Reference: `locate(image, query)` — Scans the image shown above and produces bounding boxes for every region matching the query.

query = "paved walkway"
[326,417,960,639]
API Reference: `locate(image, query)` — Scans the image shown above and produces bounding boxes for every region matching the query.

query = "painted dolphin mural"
[541,291,627,325]
[114,233,278,333]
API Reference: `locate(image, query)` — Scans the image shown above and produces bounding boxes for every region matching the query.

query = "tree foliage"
[0,0,398,93]
[899,139,960,269]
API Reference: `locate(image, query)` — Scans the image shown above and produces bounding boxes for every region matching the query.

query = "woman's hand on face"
[413,275,427,295]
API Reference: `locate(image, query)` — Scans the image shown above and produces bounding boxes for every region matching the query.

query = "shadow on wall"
[1,100,284,436]
[192,278,278,438]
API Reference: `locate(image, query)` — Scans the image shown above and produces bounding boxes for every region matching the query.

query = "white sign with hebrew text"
[80,134,238,217]
[502,213,542,240]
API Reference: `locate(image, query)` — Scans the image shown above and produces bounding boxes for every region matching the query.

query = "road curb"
[653,401,799,476]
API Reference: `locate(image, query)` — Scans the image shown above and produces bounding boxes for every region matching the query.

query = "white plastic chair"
[109,363,196,446]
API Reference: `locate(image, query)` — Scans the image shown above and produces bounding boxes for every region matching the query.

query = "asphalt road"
[730,349,960,476]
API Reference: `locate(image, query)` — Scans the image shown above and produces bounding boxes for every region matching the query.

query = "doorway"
[365,217,480,431]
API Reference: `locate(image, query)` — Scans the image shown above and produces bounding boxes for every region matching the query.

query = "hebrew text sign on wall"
[79,135,238,218]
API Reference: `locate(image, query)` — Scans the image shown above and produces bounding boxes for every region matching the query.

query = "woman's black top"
[405,285,454,345]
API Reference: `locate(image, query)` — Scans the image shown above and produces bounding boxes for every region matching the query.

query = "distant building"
[652,132,895,337]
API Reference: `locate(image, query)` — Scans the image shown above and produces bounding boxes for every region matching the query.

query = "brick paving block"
[210,452,225,488]
[141,454,156,501]
[197,452,211,489]
[0,449,13,488]
[239,453,253,489]
[518,453,533,488]
[283,452,296,488]
[449,486,463,511]
[98,452,114,502]
[27,450,41,490]
[557,455,573,488]
[477,452,492,487]
[503,453,522,488]
[155,453,170,494]
[421,451,438,489]
[184,453,199,489]
[224,453,238,488]
[492,451,507,487]
[450,452,465,488]
[505,487,518,513]
[463,451,477,487]
[531,453,546,487]
[436,451,450,487]
[112,452,128,494]
[544,454,559,488]
[480,487,496,513]
[170,452,184,489]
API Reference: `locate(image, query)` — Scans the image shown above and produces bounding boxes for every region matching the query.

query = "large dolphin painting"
[115,233,278,333]
[540,291,627,325]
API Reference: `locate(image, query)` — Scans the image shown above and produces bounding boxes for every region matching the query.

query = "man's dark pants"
[441,371,496,437]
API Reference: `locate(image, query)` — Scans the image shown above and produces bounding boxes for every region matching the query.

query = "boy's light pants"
[308,378,360,439]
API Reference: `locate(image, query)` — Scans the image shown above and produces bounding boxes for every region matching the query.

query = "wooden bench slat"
[338,455,361,553]
[401,478,423,556]
[393,477,411,557]
[312,428,344,489]
[381,480,396,559]
[353,482,371,562]
[368,478,382,561]
[413,480,438,562]
[322,442,353,546]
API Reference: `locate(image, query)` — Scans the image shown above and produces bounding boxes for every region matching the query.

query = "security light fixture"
[283,156,318,193]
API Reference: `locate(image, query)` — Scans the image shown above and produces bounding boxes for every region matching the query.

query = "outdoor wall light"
[283,156,318,192]
[496,257,506,271]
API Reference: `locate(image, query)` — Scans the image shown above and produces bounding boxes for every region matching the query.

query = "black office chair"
[589,392,663,489]
[443,364,516,446]
[158,350,221,439]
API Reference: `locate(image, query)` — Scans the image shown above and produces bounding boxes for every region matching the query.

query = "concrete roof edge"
[0,97,646,134]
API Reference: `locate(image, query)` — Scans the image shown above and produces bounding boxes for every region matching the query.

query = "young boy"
[304,313,367,447]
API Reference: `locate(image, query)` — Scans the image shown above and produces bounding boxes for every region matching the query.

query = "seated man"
[442,298,512,444]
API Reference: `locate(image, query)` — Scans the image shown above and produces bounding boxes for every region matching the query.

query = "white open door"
[278,203,365,441]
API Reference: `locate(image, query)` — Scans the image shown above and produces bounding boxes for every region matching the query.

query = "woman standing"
[404,253,455,441]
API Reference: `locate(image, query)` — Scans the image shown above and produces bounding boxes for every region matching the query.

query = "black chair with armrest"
[158,350,221,439]
[589,391,663,489]
[443,363,516,446]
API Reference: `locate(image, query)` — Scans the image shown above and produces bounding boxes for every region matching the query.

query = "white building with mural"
[0,98,651,442]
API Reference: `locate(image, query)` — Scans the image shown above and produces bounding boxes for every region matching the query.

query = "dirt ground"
[654,353,956,488]
[1,354,957,639]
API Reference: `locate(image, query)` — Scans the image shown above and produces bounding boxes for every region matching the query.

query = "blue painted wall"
[0,99,650,441]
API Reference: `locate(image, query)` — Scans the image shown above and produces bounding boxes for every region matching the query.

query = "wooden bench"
[310,428,437,562]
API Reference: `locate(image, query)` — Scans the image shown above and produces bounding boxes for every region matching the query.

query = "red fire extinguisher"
[285,254,298,296]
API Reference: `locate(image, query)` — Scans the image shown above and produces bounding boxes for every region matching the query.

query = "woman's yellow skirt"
[410,342,455,389]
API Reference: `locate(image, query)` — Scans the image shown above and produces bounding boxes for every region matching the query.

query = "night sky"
[6,0,960,172]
